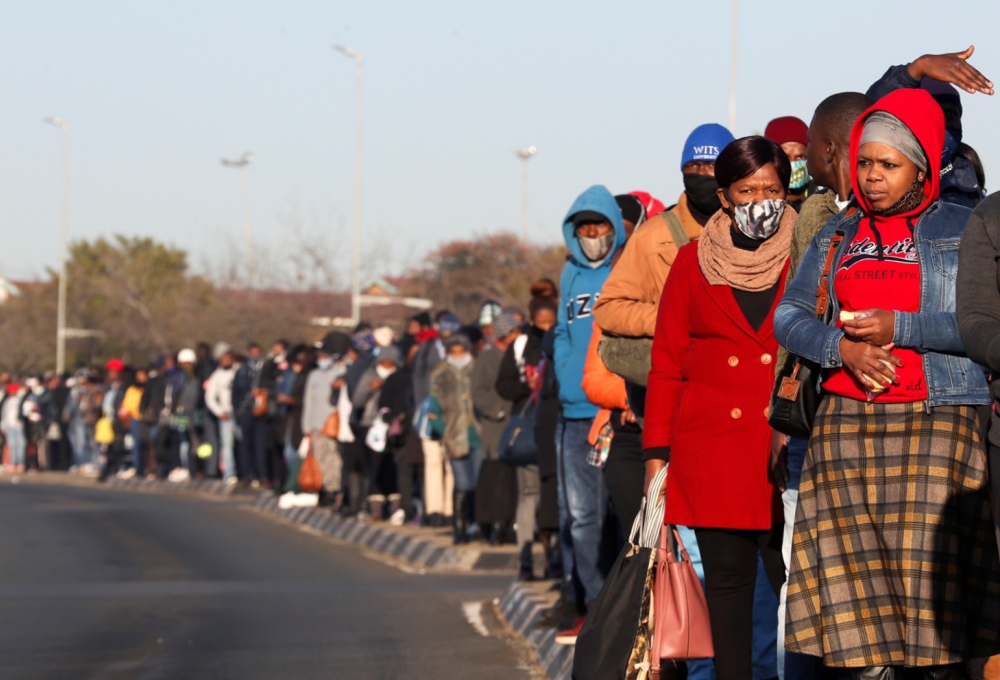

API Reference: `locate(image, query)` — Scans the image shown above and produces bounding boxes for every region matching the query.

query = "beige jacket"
[592,192,703,338]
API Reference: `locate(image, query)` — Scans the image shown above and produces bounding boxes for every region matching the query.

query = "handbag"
[598,335,653,386]
[94,417,115,445]
[365,409,390,453]
[650,525,714,672]
[573,467,668,680]
[499,398,538,466]
[320,410,340,439]
[297,452,323,492]
[768,229,845,439]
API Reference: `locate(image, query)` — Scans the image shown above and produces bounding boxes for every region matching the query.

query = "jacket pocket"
[930,238,961,280]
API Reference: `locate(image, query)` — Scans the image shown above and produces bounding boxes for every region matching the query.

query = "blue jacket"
[554,185,626,418]
[867,65,985,208]
[774,201,989,408]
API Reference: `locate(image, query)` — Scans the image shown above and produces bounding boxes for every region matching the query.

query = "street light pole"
[334,44,363,328]
[729,0,739,133]
[516,147,537,241]
[220,152,256,297]
[43,116,69,374]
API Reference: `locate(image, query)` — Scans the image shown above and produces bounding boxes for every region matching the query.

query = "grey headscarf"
[859,111,928,174]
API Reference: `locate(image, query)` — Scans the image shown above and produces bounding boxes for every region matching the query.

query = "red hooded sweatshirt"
[824,89,944,403]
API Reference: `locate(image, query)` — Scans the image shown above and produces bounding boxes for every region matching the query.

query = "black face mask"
[683,173,722,215]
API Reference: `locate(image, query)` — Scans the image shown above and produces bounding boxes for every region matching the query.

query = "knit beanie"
[478,300,503,326]
[764,116,808,147]
[680,123,735,171]
[438,313,461,335]
[492,312,521,341]
[615,194,644,225]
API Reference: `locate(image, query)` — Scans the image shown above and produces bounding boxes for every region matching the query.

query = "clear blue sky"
[3,1,1000,284]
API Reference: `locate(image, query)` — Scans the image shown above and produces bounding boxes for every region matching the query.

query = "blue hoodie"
[553,185,626,419]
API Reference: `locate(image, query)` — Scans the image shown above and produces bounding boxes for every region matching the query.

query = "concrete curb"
[497,581,574,680]
[251,492,523,573]
[102,476,252,497]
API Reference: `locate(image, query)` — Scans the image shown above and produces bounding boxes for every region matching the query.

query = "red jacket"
[644,241,787,530]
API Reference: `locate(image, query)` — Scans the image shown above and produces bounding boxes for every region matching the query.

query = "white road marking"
[462,601,490,637]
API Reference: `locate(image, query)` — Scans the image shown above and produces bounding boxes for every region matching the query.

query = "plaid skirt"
[785,396,1000,667]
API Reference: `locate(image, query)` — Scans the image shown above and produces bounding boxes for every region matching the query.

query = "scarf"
[697,207,794,292]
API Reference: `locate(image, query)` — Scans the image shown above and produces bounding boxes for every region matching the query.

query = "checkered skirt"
[785,396,1000,667]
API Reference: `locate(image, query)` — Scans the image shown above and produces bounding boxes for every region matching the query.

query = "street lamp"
[220,152,256,296]
[43,116,69,374]
[516,146,537,241]
[333,43,363,328]
[729,0,739,133]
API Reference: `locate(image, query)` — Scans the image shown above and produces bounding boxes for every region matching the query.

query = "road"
[0,481,534,679]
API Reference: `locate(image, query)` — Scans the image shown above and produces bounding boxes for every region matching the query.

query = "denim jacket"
[773,200,989,408]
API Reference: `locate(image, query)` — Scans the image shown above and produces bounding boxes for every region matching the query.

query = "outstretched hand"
[909,46,994,95]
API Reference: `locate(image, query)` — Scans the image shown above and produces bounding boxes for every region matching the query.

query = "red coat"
[644,241,787,530]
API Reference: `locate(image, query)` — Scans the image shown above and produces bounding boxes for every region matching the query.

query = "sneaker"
[117,468,137,480]
[167,468,190,483]
[555,616,586,645]
[278,492,296,509]
[389,508,406,526]
[224,476,238,487]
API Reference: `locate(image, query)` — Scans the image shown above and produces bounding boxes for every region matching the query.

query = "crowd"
[6,46,1000,680]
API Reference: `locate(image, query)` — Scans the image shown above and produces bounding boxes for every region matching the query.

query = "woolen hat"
[177,348,197,364]
[438,313,462,335]
[477,300,503,326]
[376,344,404,368]
[680,123,735,171]
[492,312,521,341]
[105,358,125,372]
[571,210,608,226]
[764,116,808,147]
[615,194,644,225]
[320,331,351,358]
[444,333,474,353]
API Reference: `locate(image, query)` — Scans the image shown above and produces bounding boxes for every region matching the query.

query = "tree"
[405,233,566,322]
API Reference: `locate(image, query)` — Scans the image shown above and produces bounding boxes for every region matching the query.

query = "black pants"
[694,525,784,680]
[602,424,644,536]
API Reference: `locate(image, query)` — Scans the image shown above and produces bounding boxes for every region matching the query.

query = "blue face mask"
[789,159,810,191]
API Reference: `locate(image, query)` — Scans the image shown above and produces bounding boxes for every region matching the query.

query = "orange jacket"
[593,193,703,338]
[582,323,629,445]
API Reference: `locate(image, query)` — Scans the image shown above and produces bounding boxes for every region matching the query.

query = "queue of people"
[4,45,1000,680]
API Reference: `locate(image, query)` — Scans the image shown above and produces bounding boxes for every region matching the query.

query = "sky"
[3,0,1000,285]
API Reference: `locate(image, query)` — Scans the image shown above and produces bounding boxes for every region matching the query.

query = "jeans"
[130,420,145,474]
[449,446,482,492]
[778,436,817,680]
[556,417,607,605]
[6,427,25,467]
[218,418,236,480]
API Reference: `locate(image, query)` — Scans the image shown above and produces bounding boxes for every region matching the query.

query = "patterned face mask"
[789,159,810,191]
[731,199,786,240]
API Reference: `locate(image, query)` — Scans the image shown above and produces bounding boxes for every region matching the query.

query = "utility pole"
[516,146,537,241]
[220,152,256,298]
[334,44,364,328]
[43,116,70,373]
[729,0,739,133]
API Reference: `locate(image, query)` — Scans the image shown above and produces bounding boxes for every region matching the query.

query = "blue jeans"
[130,420,145,474]
[777,437,818,680]
[556,417,607,605]
[6,427,25,467]
[218,418,236,480]
[449,446,482,492]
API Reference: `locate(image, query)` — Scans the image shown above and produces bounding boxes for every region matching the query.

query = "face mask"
[317,357,333,370]
[730,199,786,240]
[869,178,925,217]
[683,173,722,215]
[375,365,396,379]
[33,386,44,395]
[789,160,810,191]
[447,354,473,369]
[578,231,615,262]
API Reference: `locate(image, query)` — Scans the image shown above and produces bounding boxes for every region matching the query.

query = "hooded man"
[553,184,626,619]
[302,331,352,507]
[206,350,239,484]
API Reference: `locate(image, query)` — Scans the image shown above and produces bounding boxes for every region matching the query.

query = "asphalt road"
[0,481,533,679]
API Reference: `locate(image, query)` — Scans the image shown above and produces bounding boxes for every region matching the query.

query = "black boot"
[907,664,969,680]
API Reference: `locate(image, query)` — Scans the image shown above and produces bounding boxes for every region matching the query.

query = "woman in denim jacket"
[774,89,1000,679]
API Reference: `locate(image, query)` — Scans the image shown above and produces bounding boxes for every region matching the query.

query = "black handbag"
[769,230,844,439]
[499,398,538,466]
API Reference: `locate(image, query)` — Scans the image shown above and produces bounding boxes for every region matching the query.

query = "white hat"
[177,348,197,364]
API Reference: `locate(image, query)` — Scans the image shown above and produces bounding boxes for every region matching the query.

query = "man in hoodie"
[553,184,626,637]
[206,350,238,485]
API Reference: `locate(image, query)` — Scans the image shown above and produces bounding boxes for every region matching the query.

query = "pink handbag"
[651,524,714,675]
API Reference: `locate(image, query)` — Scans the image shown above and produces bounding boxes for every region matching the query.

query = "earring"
[918,173,925,181]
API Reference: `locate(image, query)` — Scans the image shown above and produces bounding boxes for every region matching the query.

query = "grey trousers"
[515,464,539,570]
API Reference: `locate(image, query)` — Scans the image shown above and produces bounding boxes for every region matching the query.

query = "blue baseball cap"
[680,123,735,171]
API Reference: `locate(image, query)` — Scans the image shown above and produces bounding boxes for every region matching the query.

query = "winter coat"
[593,192,704,338]
[554,185,626,419]
[645,240,789,531]
[470,343,512,461]
[301,362,345,434]
[582,323,629,445]
[412,336,444,404]
[205,366,236,419]
[430,360,480,460]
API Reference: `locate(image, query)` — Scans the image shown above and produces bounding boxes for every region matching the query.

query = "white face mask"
[375,365,396,380]
[447,354,472,370]
[317,357,333,370]
[578,231,615,262]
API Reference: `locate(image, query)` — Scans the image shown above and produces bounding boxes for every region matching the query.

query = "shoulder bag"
[768,230,844,439]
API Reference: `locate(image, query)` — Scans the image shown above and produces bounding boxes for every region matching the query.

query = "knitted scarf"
[697,207,795,292]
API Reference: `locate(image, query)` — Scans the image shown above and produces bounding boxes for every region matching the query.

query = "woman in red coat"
[644,136,794,680]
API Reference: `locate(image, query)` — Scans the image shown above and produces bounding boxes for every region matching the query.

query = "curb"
[497,581,574,680]
[102,476,253,497]
[252,493,525,573]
